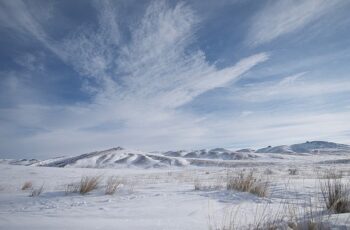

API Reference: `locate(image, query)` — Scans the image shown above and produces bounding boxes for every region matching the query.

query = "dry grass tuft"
[29,184,44,197]
[322,169,343,179]
[79,176,101,195]
[227,171,269,197]
[211,203,331,230]
[105,176,121,195]
[194,179,200,191]
[21,181,33,190]
[194,179,223,191]
[287,220,329,230]
[320,178,350,214]
[288,168,298,175]
[65,182,80,194]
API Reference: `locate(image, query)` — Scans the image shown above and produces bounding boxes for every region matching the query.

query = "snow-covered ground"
[1,142,350,229]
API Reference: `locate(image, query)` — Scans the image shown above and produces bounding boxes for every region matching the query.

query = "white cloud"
[247,0,343,46]
[0,0,54,51]
[115,1,268,108]
[0,1,269,157]
[14,53,45,71]
[2,1,350,159]
[202,111,350,149]
[52,1,268,106]
[233,72,350,102]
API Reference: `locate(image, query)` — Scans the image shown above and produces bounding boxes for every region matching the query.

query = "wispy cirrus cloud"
[0,0,268,157]
[232,72,350,102]
[2,0,268,106]
[2,0,349,158]
[203,111,350,149]
[247,0,344,46]
[57,1,269,108]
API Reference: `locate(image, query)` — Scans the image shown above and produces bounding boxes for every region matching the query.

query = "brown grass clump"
[79,176,101,195]
[21,181,33,190]
[227,171,269,197]
[105,176,121,195]
[320,178,350,214]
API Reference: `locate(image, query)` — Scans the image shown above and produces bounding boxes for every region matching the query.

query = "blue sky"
[1,0,350,158]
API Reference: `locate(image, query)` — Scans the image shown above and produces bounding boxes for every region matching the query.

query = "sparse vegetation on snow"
[226,170,269,197]
[21,181,33,190]
[105,176,122,195]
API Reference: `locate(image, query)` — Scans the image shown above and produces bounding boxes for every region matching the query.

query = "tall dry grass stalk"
[320,178,350,214]
[321,170,343,180]
[209,200,333,230]
[105,176,121,195]
[227,171,269,197]
[79,175,101,195]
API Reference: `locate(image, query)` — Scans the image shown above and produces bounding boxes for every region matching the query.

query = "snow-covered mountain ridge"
[1,141,349,169]
[255,141,350,154]
[29,147,257,169]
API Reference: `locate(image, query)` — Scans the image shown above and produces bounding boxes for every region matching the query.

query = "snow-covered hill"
[236,148,255,153]
[32,147,189,169]
[2,146,350,230]
[256,141,350,154]
[0,158,39,166]
[163,148,257,160]
[28,146,259,169]
[255,145,294,154]
[1,141,349,169]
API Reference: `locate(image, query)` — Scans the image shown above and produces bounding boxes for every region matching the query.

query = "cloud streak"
[247,0,343,46]
[0,0,269,157]
[1,1,349,158]
[232,72,350,102]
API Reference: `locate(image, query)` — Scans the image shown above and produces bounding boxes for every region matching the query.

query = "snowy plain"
[1,142,350,229]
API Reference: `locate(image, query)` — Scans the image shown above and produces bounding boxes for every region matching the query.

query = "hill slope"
[2,141,349,169]
[256,141,350,154]
[32,147,189,169]
[28,147,258,169]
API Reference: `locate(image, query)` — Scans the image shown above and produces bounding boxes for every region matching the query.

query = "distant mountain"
[28,147,257,169]
[255,145,294,154]
[236,148,256,153]
[163,148,257,160]
[0,158,39,166]
[32,147,189,169]
[256,141,350,154]
[1,141,349,169]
